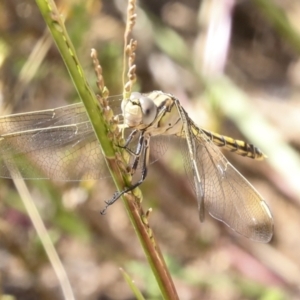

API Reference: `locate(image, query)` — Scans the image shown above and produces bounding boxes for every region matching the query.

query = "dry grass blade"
[0,8,74,299]
[6,163,75,300]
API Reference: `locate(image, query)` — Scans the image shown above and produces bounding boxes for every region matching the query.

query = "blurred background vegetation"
[1,0,300,299]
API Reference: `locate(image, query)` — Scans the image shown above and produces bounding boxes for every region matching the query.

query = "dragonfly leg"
[129,133,145,175]
[100,134,150,215]
[118,129,138,150]
[118,130,144,175]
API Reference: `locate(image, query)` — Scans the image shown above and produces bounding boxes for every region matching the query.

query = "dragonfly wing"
[0,121,109,180]
[0,103,88,133]
[193,129,273,242]
[0,95,123,134]
[147,135,170,164]
[0,96,123,180]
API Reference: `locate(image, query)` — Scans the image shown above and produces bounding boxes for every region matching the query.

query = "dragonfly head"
[122,92,157,129]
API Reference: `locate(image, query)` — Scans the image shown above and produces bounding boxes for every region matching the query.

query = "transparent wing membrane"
[192,127,273,242]
[0,96,122,180]
[0,121,105,180]
[0,103,87,133]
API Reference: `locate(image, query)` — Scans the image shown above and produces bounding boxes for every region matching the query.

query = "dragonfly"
[0,90,273,242]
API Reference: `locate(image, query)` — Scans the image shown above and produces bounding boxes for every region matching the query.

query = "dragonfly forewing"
[0,122,105,180]
[0,103,88,133]
[190,125,273,242]
[0,96,123,180]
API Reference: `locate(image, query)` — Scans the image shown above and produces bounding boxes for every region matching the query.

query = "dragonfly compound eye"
[129,92,142,101]
[139,96,157,125]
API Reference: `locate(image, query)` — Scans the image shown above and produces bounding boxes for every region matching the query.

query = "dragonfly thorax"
[144,91,184,136]
[122,91,184,137]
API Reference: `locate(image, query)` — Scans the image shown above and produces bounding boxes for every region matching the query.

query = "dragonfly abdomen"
[201,128,265,160]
